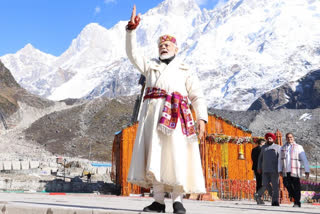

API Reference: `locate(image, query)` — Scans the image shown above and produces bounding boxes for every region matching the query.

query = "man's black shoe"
[173,202,186,214]
[293,203,301,207]
[143,201,165,213]
[271,201,280,206]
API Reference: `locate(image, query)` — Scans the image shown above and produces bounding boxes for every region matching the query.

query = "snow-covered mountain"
[1,0,320,110]
[1,44,57,96]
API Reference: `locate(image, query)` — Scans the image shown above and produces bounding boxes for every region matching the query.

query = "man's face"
[260,140,266,146]
[286,134,294,144]
[267,137,274,144]
[158,41,178,60]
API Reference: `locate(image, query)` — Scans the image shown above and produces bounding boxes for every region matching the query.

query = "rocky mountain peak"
[78,23,109,41]
[0,60,54,119]
[248,69,320,110]
[16,43,56,60]
[0,60,20,88]
[19,43,36,53]
[67,23,109,53]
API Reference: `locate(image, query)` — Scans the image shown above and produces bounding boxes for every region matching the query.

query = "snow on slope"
[1,0,320,110]
[184,0,320,109]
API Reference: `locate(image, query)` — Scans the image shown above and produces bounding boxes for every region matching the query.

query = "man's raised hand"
[127,5,141,30]
[130,5,139,24]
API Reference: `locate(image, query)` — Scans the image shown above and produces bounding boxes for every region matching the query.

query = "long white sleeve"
[185,72,208,122]
[299,150,310,173]
[125,29,150,74]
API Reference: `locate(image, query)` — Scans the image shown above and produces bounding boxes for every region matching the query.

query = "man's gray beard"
[159,53,175,60]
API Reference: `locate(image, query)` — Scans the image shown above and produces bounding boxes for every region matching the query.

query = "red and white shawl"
[144,87,197,141]
[280,142,303,178]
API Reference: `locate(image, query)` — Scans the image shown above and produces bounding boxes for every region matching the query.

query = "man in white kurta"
[126,6,208,214]
[278,133,310,207]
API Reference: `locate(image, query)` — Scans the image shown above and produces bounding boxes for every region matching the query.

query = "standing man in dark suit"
[255,133,281,206]
[251,139,266,193]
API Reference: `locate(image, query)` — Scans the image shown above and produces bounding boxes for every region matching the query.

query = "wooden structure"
[111,114,290,203]
[111,122,142,196]
[111,112,256,196]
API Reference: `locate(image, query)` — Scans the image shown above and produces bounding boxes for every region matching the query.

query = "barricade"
[210,178,256,200]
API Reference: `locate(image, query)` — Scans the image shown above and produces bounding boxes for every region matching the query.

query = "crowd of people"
[251,132,310,207]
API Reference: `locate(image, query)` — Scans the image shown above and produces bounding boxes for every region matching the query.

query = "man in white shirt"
[278,133,310,207]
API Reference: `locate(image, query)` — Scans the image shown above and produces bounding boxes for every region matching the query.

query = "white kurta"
[126,29,208,193]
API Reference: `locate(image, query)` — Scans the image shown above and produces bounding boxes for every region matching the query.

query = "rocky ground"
[24,96,136,161]
[0,97,136,162]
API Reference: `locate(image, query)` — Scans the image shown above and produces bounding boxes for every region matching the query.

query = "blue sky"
[0,0,221,56]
